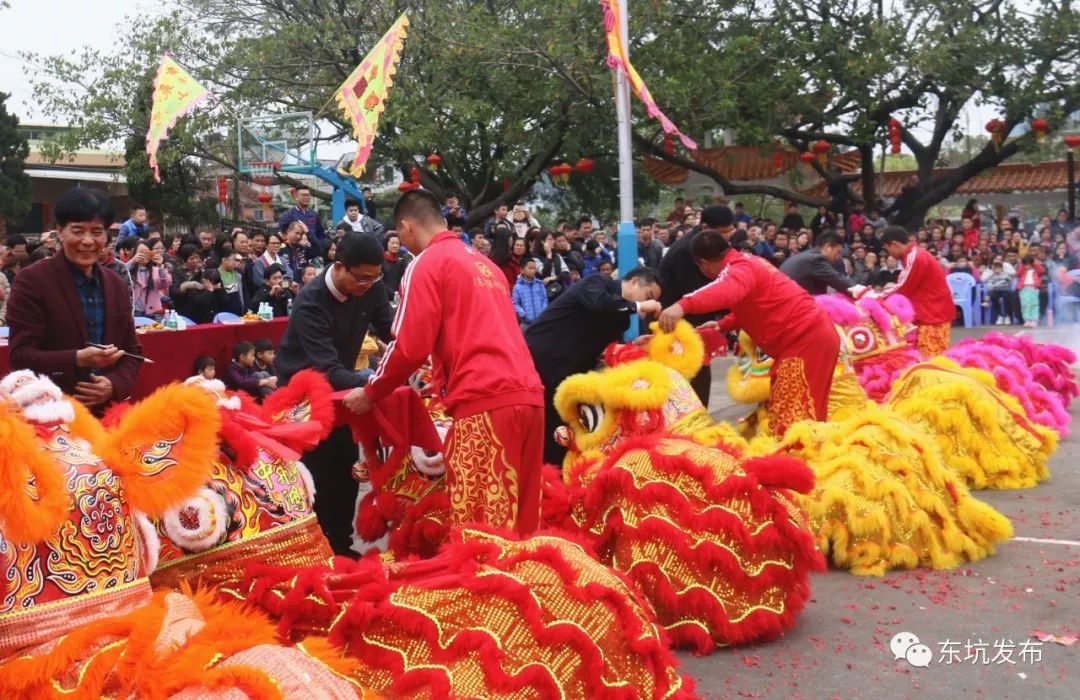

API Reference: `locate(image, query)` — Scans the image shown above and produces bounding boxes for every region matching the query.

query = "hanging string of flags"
[146,55,208,182]
[599,0,697,151]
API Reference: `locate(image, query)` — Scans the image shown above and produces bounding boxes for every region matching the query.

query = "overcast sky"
[2,0,993,147]
[1,0,154,121]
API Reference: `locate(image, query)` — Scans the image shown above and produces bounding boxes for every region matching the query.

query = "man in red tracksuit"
[657,230,840,437]
[344,190,545,534]
[880,225,956,356]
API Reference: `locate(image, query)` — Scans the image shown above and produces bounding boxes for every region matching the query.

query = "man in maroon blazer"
[6,188,142,409]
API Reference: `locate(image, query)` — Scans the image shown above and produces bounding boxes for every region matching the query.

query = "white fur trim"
[410,446,446,477]
[183,377,239,410]
[0,369,37,394]
[161,488,228,552]
[22,399,76,425]
[217,395,241,411]
[295,460,317,507]
[132,510,161,575]
[349,480,388,555]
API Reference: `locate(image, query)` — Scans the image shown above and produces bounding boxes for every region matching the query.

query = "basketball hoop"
[250,161,280,186]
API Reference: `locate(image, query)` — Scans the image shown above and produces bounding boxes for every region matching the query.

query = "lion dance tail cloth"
[244,529,695,699]
[768,405,1013,576]
[887,357,1056,490]
[0,371,368,699]
[552,322,823,653]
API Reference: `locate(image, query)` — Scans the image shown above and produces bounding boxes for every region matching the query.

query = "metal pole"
[614,0,638,339]
[1068,150,1076,222]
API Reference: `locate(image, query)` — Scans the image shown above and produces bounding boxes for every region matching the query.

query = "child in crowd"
[253,338,276,376]
[193,355,216,381]
[225,340,278,399]
[512,258,548,329]
[1015,254,1044,328]
[982,260,1016,325]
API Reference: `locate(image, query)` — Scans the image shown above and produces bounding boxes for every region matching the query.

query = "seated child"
[225,340,277,399]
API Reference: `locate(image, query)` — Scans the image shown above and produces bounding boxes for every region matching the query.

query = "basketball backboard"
[237,111,316,174]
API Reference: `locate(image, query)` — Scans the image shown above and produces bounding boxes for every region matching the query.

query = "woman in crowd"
[382,232,411,302]
[532,231,569,285]
[809,206,836,237]
[499,237,529,287]
[129,240,172,319]
[252,232,286,289]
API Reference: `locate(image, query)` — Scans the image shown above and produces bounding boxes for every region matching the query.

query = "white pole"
[614,0,638,338]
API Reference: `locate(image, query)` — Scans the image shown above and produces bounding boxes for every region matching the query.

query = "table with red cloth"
[0,319,288,400]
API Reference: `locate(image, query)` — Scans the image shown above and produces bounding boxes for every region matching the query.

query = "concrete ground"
[682,325,1080,699]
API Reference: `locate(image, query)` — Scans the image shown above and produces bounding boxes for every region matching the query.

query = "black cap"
[701,204,734,228]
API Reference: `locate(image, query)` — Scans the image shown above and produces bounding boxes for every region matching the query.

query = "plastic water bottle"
[260,302,272,321]
[175,314,187,331]
[164,310,176,329]
[286,298,293,318]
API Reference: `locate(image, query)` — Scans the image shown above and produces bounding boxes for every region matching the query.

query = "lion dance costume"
[0,371,370,699]
[549,322,824,653]
[724,294,1075,575]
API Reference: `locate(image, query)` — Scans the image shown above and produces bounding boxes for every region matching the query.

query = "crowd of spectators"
[5,190,1080,334]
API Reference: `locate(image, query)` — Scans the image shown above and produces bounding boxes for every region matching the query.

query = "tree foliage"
[636,0,1080,225]
[23,0,1080,229]
[0,92,32,231]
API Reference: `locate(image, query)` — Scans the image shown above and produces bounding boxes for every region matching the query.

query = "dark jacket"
[224,360,263,396]
[779,248,856,296]
[638,239,664,269]
[6,252,142,403]
[525,275,637,389]
[278,206,326,246]
[170,269,224,324]
[276,271,394,390]
[381,252,410,300]
[250,284,295,318]
[657,228,715,326]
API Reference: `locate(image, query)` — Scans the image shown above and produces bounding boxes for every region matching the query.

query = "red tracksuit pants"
[443,404,543,534]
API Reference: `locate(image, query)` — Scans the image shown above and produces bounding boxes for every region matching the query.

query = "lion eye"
[578,404,603,433]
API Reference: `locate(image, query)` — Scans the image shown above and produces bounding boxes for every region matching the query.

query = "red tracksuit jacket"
[889,244,956,325]
[365,231,543,418]
[677,249,836,358]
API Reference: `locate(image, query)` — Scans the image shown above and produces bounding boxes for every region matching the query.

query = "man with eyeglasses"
[275,232,394,554]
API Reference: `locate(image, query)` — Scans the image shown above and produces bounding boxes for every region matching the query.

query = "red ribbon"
[231,412,324,462]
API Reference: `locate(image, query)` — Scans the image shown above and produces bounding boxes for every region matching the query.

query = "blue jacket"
[278,206,326,246]
[512,275,548,324]
[582,250,612,277]
[751,240,775,259]
[114,218,147,250]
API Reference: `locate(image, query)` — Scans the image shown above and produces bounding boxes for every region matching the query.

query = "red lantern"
[217,176,228,204]
[887,117,902,150]
[772,150,784,170]
[502,178,511,192]
[799,151,816,166]
[397,181,420,192]
[811,139,831,165]
[1031,118,1049,143]
[549,163,572,186]
[1064,135,1080,154]
[426,153,443,172]
[256,192,272,205]
[985,119,1005,149]
[409,166,421,183]
[663,133,674,155]
[575,158,595,174]
[890,144,902,155]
